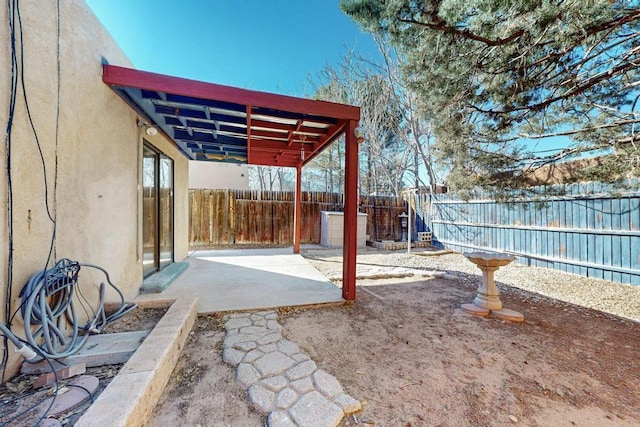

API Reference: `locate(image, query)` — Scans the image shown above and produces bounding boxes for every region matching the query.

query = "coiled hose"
[18,258,137,362]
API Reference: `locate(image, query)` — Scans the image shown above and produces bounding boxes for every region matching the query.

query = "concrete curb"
[75,297,198,427]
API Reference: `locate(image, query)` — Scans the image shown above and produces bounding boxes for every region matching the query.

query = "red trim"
[103,64,360,121]
[302,121,347,167]
[342,120,359,301]
[246,105,252,163]
[248,119,329,136]
[249,154,299,168]
[249,130,320,144]
[293,165,302,254]
[249,140,315,153]
[288,120,303,146]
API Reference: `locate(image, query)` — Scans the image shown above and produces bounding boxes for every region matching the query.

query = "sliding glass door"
[143,143,174,277]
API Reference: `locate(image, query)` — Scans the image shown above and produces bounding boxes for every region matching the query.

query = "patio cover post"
[293,164,302,254]
[342,120,359,301]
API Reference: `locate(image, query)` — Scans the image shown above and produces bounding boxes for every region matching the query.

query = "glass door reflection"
[142,144,174,277]
[159,154,173,270]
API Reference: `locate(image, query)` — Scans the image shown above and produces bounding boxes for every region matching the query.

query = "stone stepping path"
[223,311,361,427]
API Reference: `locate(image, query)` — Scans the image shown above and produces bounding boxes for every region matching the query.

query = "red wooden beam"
[293,165,302,254]
[342,120,359,301]
[302,121,347,166]
[103,64,360,121]
[249,119,329,136]
[249,153,299,168]
[249,139,317,153]
[246,105,252,163]
[249,130,320,144]
[288,120,304,147]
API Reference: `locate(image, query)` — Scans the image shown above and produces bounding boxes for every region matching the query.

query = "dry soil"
[151,255,640,427]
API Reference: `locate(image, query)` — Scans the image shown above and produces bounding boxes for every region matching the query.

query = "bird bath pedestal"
[461,252,524,322]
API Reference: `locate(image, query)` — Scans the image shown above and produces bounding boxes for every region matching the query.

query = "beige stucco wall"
[189,160,249,189]
[0,0,188,378]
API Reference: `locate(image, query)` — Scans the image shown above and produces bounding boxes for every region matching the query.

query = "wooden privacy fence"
[189,189,407,247]
[420,182,640,285]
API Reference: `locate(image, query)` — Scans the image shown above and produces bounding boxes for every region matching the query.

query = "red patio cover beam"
[294,165,302,254]
[288,120,304,147]
[246,105,252,163]
[103,64,360,121]
[302,121,346,167]
[342,120,359,301]
[249,119,329,136]
[249,131,320,144]
[249,154,299,168]
[249,140,308,153]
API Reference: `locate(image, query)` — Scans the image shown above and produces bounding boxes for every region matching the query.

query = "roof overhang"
[102,64,360,168]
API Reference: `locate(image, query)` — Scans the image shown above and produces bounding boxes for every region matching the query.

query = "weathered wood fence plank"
[189,189,407,248]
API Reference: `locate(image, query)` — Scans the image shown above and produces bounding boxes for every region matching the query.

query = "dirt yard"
[0,306,167,426]
[151,251,640,427]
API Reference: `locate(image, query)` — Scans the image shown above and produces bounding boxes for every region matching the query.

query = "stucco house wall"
[0,0,188,377]
[189,160,249,189]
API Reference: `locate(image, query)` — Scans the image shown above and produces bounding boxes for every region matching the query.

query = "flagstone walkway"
[222,311,361,427]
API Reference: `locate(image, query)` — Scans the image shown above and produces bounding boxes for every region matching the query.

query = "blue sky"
[86,0,379,97]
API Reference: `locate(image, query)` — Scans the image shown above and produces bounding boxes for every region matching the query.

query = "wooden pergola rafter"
[102,64,361,300]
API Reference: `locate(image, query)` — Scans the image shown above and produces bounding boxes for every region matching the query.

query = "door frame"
[142,141,175,278]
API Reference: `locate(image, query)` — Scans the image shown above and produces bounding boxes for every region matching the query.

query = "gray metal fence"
[421,182,640,285]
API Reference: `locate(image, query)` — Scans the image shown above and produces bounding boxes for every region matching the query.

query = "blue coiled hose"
[18,259,137,362]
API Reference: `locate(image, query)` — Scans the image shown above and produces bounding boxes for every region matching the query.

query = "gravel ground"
[302,247,640,322]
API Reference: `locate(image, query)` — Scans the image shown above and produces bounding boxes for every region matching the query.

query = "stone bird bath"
[461,252,524,322]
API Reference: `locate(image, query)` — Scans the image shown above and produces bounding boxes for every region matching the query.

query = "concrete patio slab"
[135,248,345,313]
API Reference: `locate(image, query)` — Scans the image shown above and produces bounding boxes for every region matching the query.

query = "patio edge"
[75,297,198,427]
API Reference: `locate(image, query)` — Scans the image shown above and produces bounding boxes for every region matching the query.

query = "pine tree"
[341,0,640,193]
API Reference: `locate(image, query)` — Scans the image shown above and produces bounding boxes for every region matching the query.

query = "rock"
[222,347,244,367]
[243,349,264,363]
[258,332,281,345]
[289,391,343,427]
[313,370,344,398]
[286,360,317,381]
[224,334,260,348]
[254,352,296,377]
[225,317,252,330]
[239,326,271,336]
[290,377,314,394]
[261,375,288,392]
[260,343,278,353]
[291,353,310,362]
[39,375,99,417]
[248,384,275,413]
[252,311,274,319]
[237,363,260,388]
[235,341,258,352]
[277,340,300,355]
[227,313,250,319]
[268,411,296,427]
[275,387,298,409]
[267,320,282,331]
[334,394,361,413]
